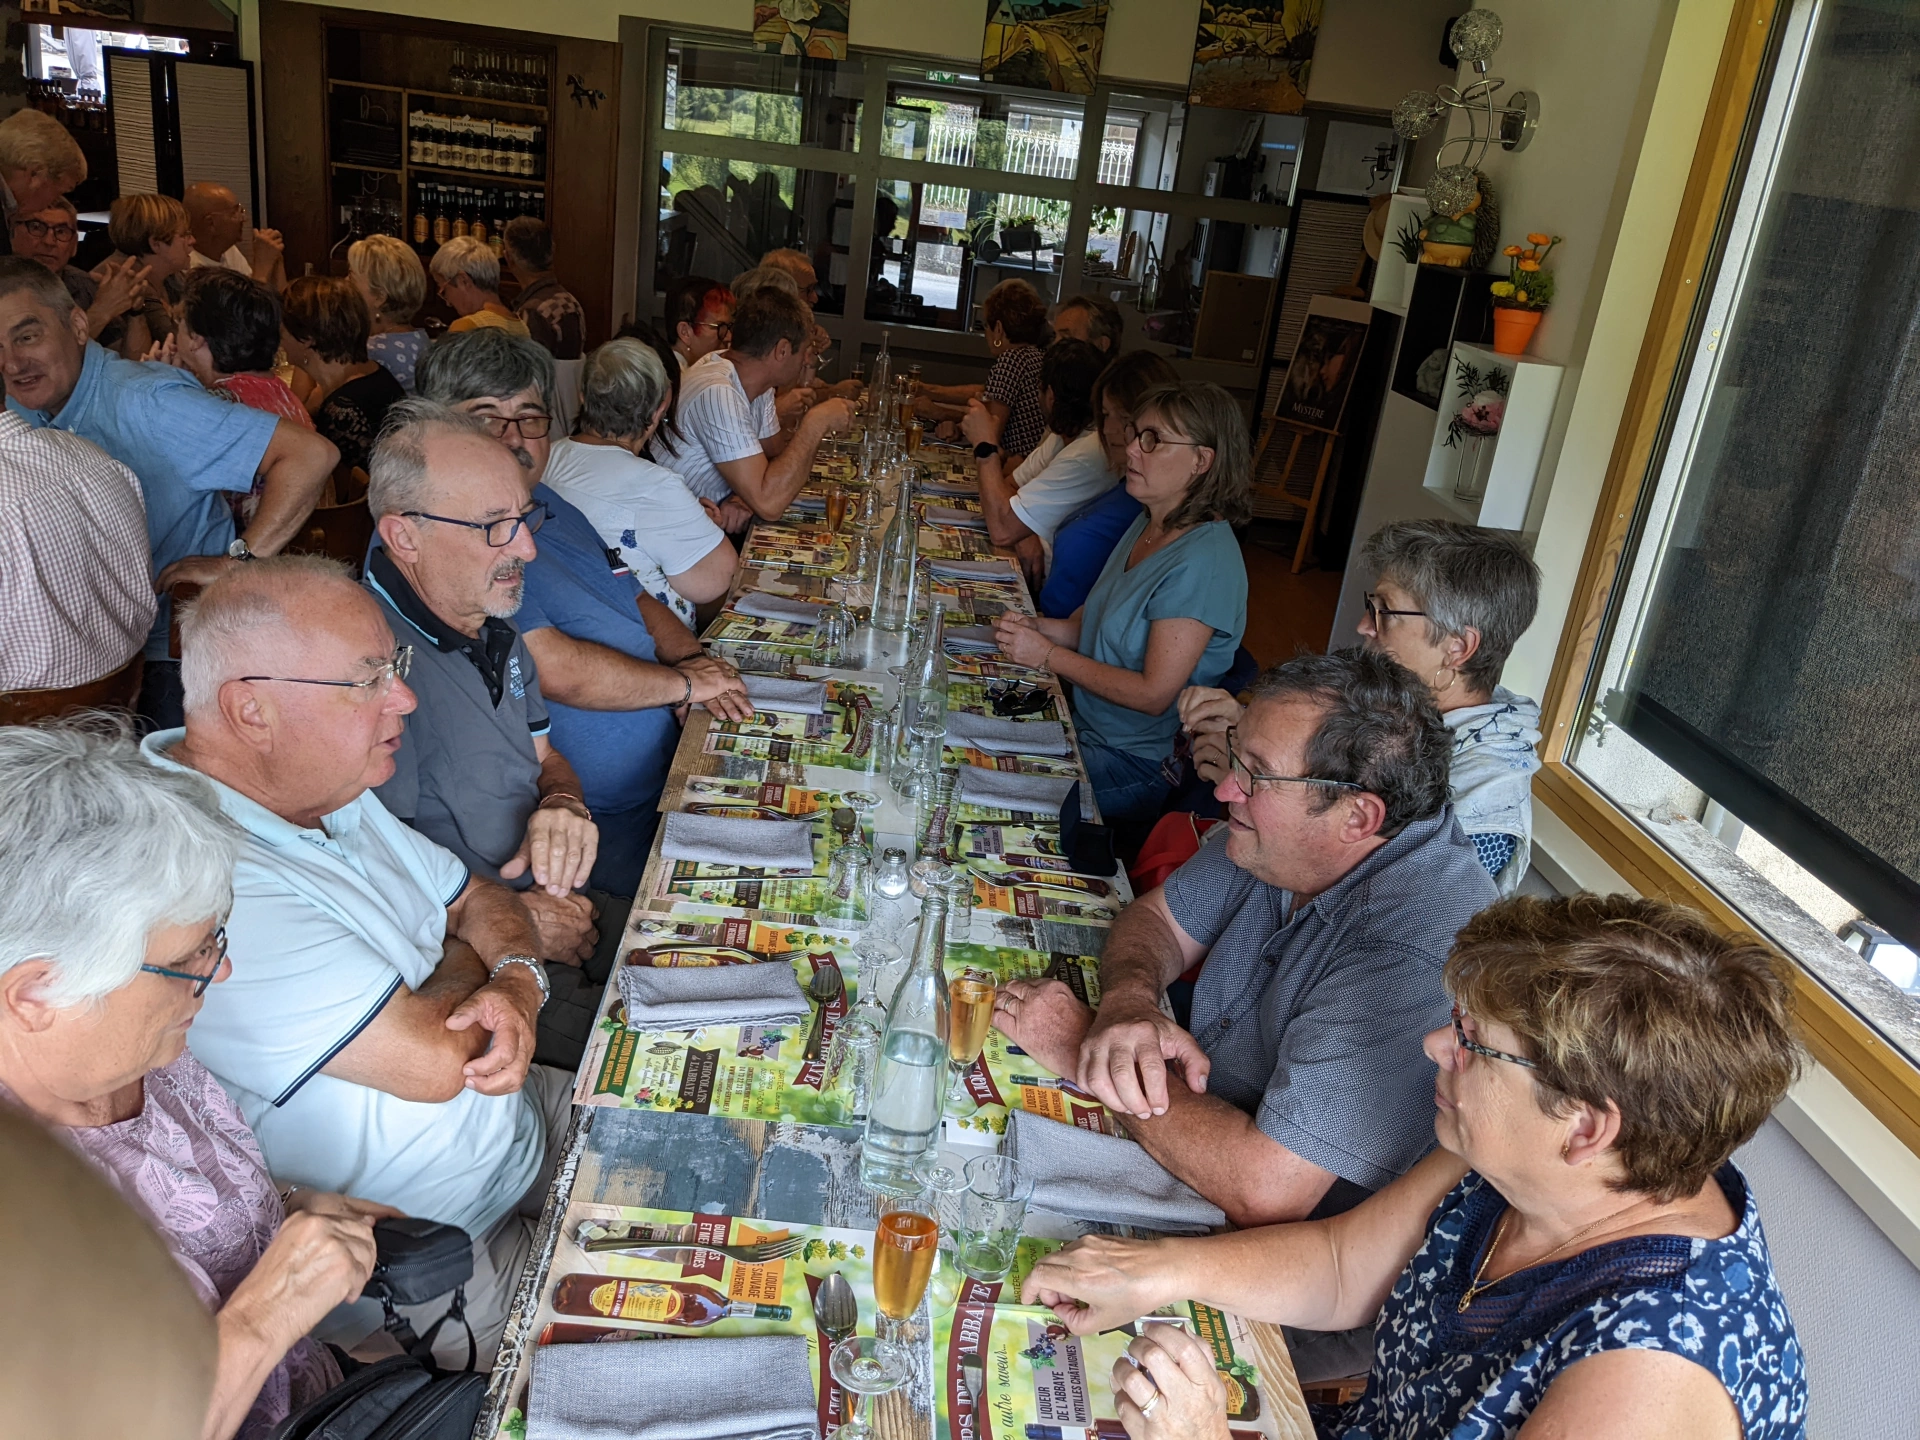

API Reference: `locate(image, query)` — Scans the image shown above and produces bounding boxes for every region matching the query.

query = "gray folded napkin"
[920,478,979,498]
[957,765,1076,813]
[735,593,824,627]
[528,1332,819,1440]
[787,493,826,512]
[947,710,1071,756]
[662,812,816,871]
[943,625,1002,654]
[926,505,988,530]
[930,558,1015,580]
[618,959,812,1033]
[743,674,827,715]
[1008,1109,1225,1234]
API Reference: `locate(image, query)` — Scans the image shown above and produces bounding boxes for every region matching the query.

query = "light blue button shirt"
[11,342,278,658]
[142,730,546,1238]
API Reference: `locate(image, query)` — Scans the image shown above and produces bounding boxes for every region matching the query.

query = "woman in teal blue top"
[993,381,1250,821]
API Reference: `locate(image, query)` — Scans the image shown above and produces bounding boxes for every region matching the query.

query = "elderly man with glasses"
[363,399,622,1070]
[140,553,576,1369]
[8,197,150,341]
[992,647,1497,1382]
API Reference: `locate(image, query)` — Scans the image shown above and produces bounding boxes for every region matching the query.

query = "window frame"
[634,25,1298,375]
[1535,0,1920,1157]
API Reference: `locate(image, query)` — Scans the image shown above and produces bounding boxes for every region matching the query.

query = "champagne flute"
[871,1201,938,1347]
[944,966,997,1114]
[828,1335,908,1440]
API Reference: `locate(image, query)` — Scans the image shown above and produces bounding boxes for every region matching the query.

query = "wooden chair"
[0,653,145,725]
[1300,1374,1370,1407]
[290,469,375,575]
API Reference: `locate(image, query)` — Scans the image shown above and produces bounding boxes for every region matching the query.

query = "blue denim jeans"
[1079,737,1173,824]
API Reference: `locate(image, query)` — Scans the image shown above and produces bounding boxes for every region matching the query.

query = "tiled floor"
[1239,526,1347,668]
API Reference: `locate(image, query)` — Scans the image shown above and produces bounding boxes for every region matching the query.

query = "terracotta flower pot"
[1492,306,1544,355]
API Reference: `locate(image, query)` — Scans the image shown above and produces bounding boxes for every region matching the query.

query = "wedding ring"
[1138,1386,1162,1418]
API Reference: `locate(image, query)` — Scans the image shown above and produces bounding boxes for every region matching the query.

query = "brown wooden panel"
[258,0,330,276]
[552,35,621,348]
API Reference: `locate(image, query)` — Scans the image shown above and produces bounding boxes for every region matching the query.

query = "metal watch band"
[490,953,549,1007]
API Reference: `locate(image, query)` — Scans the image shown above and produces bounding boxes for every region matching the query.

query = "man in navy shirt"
[415,329,752,893]
[0,256,335,728]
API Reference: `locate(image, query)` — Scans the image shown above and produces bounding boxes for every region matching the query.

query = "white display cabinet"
[1420,341,1562,529]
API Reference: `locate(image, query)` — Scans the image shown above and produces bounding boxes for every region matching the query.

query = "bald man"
[184,181,285,291]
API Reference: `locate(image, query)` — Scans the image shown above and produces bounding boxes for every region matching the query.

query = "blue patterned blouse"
[1316,1164,1807,1440]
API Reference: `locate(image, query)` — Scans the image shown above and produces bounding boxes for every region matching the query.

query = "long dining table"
[470,440,1314,1440]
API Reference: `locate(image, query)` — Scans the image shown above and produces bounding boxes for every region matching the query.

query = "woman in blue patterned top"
[1022,893,1809,1440]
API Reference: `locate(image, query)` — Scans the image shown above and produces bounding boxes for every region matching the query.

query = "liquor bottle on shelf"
[431,188,451,246]
[407,111,425,166]
[549,1275,792,1328]
[412,190,430,246]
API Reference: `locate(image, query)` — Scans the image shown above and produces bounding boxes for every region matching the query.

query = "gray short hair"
[0,720,239,1006]
[367,397,493,518]
[0,254,74,316]
[416,326,556,420]
[178,554,360,715]
[731,264,799,300]
[578,338,671,440]
[429,234,501,294]
[1360,519,1541,693]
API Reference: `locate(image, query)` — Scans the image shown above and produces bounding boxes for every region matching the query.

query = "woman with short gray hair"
[0,721,391,1440]
[539,337,737,628]
[1183,518,1544,892]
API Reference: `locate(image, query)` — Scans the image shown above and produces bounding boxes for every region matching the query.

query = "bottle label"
[590,1280,686,1323]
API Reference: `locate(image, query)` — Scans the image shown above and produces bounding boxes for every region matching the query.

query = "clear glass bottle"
[870,496,919,634]
[908,595,949,726]
[860,894,950,1195]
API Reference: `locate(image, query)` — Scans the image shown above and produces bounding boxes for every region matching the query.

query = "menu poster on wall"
[982,1,1110,96]
[1189,0,1325,115]
[752,0,851,60]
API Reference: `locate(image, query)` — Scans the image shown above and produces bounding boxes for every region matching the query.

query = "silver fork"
[582,1233,809,1263]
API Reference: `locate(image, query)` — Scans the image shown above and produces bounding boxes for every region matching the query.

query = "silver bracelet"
[680,669,693,707]
[490,953,550,1008]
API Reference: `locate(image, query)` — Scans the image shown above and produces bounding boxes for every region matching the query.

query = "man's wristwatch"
[490,953,549,1008]
[227,537,257,562]
[973,441,1001,461]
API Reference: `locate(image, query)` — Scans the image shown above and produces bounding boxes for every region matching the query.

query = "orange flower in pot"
[1490,231,1561,355]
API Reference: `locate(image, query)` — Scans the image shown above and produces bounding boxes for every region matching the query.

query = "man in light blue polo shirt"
[415,328,754,892]
[0,256,336,729]
[145,553,573,1366]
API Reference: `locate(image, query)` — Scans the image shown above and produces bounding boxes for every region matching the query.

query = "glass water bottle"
[860,895,950,1195]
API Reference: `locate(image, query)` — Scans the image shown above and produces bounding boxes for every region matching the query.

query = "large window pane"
[883,63,1086,180]
[866,178,1064,331]
[1103,92,1302,205]
[664,35,861,151]
[1078,206,1284,357]
[657,159,855,313]
[1568,0,1920,1059]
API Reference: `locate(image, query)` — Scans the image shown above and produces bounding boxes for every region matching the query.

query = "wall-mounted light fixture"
[1393,9,1541,213]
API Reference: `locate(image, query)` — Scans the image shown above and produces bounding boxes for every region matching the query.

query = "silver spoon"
[815,1270,858,1348]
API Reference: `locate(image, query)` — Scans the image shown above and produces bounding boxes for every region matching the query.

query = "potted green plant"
[1490,231,1561,354]
[999,214,1042,253]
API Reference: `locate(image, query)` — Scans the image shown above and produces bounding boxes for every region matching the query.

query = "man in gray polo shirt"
[365,399,621,1067]
[996,650,1496,1231]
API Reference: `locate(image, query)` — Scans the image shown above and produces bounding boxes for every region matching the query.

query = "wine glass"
[871,1202,938,1347]
[944,966,997,1114]
[828,1336,908,1440]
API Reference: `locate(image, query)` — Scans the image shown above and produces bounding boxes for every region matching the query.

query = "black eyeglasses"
[1451,1006,1538,1070]
[240,645,413,694]
[17,218,76,242]
[141,926,228,997]
[988,681,1054,717]
[1125,422,1205,455]
[1223,729,1364,798]
[1363,591,1427,627]
[476,414,553,440]
[402,502,549,547]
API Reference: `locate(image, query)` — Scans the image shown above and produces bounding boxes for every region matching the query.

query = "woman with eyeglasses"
[1019,893,1809,1440]
[1182,518,1544,892]
[993,380,1251,823]
[0,723,393,1440]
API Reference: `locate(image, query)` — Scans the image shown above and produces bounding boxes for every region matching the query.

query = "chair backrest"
[289,499,376,576]
[551,358,584,438]
[0,653,144,726]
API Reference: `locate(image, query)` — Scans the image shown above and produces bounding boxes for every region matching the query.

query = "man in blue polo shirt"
[0,256,336,729]
[415,329,752,893]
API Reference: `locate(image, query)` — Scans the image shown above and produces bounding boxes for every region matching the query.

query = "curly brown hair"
[1445,893,1803,1202]
[981,278,1051,347]
[1132,381,1253,530]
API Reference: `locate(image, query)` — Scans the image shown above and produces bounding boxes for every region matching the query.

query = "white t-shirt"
[541,437,727,626]
[1009,428,1116,550]
[1013,433,1066,487]
[189,243,251,275]
[667,352,780,503]
[142,732,545,1239]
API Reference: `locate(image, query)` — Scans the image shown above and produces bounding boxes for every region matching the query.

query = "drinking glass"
[828,1336,907,1440]
[912,1150,973,1307]
[938,860,975,945]
[825,481,850,533]
[958,1154,1032,1283]
[872,1203,939,1345]
[826,1014,880,1122]
[944,966,997,1114]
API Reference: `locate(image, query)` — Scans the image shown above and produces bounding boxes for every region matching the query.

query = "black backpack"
[266,1218,486,1440]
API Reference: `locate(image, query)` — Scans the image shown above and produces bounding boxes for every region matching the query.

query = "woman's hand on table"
[960,398,1003,448]
[994,611,1055,669]
[1112,1327,1233,1440]
[1021,1234,1176,1334]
